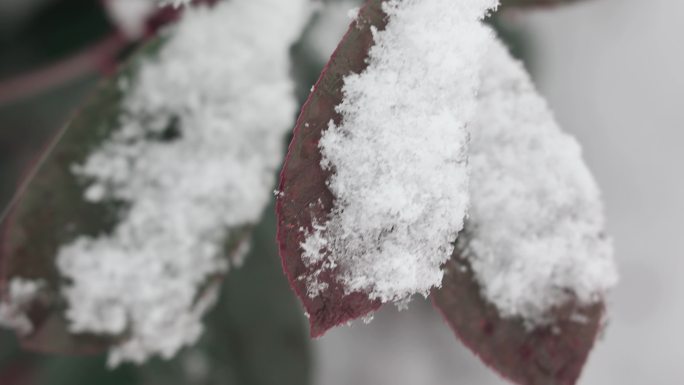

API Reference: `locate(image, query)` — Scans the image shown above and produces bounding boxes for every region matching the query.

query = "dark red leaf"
[432,253,605,385]
[276,0,390,337]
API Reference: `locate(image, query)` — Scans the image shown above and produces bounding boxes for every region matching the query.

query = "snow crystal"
[0,278,43,335]
[57,0,310,366]
[461,37,618,325]
[301,0,499,304]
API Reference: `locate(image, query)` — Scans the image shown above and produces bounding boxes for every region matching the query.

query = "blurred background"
[1,0,682,384]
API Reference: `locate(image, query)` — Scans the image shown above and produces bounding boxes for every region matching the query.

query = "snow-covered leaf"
[1,39,165,356]
[432,38,615,385]
[277,0,387,337]
[433,255,604,385]
[2,0,311,363]
[278,0,498,336]
[0,210,311,384]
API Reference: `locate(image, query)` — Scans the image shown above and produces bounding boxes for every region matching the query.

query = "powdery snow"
[104,0,157,38]
[0,278,43,335]
[56,0,310,366]
[301,0,499,304]
[461,36,618,325]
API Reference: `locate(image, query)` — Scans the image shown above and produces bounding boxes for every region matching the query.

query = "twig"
[0,33,128,106]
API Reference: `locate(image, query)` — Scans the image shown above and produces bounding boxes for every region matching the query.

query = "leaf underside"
[432,252,604,385]
[276,0,390,337]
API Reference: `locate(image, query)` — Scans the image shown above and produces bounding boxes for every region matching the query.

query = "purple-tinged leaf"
[432,253,605,385]
[276,0,389,337]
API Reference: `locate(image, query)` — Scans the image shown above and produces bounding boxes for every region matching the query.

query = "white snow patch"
[301,0,499,304]
[104,0,157,38]
[57,0,310,366]
[0,278,43,335]
[461,37,618,325]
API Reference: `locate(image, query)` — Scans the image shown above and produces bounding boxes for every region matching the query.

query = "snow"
[104,0,157,38]
[301,0,499,304]
[56,0,310,366]
[298,0,615,325]
[461,36,618,324]
[0,278,43,336]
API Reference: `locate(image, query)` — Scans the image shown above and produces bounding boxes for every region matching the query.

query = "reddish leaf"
[276,0,391,337]
[432,253,605,385]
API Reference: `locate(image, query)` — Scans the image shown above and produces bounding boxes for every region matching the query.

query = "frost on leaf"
[1,0,310,365]
[432,37,617,385]
[277,0,498,336]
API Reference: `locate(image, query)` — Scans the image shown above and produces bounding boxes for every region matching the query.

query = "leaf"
[0,39,163,355]
[0,36,251,355]
[140,207,311,385]
[276,0,389,338]
[1,207,311,385]
[432,253,605,385]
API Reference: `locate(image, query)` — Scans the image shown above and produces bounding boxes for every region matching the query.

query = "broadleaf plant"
[1,38,167,356]
[1,0,312,366]
[277,0,616,384]
[277,0,387,337]
[1,0,617,383]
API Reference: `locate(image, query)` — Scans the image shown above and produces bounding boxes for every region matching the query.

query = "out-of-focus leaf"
[0,35,252,355]
[0,38,158,355]
[432,253,604,385]
[276,0,388,338]
[3,207,310,385]
[141,206,311,385]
